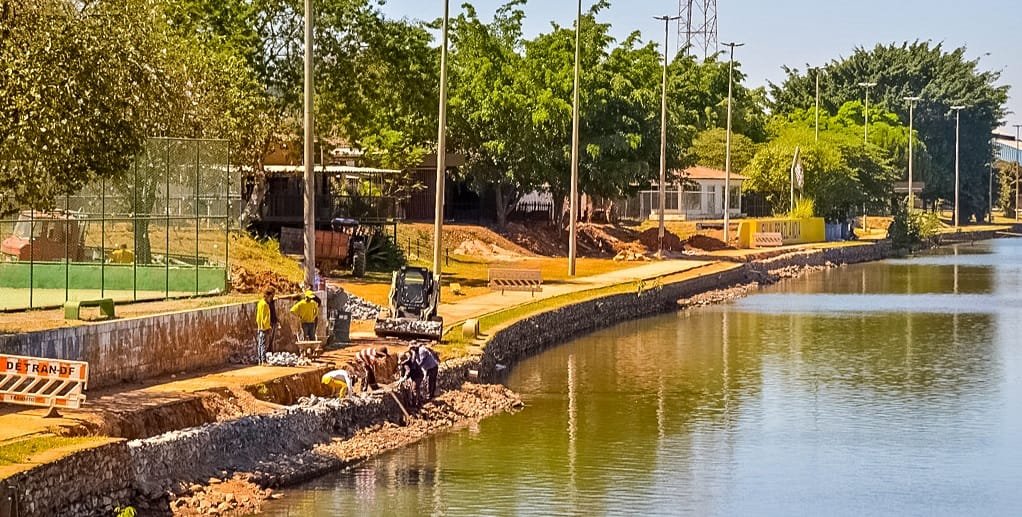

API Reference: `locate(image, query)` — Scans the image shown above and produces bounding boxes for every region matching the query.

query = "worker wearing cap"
[322,368,353,399]
[290,291,320,341]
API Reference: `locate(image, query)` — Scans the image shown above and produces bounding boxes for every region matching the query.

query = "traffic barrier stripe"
[0,354,89,410]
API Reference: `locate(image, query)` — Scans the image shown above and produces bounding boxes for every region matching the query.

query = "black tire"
[351,242,367,278]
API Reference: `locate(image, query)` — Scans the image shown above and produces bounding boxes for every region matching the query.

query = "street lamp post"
[302,0,316,288]
[432,0,450,287]
[950,106,965,227]
[859,82,877,145]
[655,14,680,256]
[1009,126,1017,222]
[904,96,921,210]
[568,0,582,276]
[722,41,744,246]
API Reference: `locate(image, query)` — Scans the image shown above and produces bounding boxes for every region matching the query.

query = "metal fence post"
[195,139,200,296]
[28,209,34,309]
[165,139,171,299]
[100,177,106,298]
[225,142,231,279]
[133,154,138,301]
[64,193,70,303]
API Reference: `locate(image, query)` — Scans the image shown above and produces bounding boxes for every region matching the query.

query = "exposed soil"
[685,233,730,252]
[638,227,686,252]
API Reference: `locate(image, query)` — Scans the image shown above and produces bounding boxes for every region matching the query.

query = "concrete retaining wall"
[0,298,310,389]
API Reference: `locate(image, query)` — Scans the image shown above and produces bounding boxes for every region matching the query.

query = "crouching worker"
[397,351,425,409]
[321,368,353,399]
[290,290,320,341]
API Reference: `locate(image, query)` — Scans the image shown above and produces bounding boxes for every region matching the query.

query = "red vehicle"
[1,211,90,262]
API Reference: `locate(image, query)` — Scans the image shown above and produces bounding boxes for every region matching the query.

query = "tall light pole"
[302,0,316,288]
[722,41,743,246]
[950,105,965,227]
[814,68,823,143]
[904,96,921,211]
[432,0,450,286]
[655,14,680,256]
[1014,124,1021,222]
[859,82,877,145]
[568,0,582,276]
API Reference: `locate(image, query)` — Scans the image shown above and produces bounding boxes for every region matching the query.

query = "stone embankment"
[7,242,894,516]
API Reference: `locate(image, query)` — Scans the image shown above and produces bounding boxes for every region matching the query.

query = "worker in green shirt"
[255,288,275,364]
[290,290,320,341]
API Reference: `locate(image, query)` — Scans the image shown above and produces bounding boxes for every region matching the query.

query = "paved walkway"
[437,259,712,324]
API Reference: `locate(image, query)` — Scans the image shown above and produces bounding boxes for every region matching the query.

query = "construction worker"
[356,346,390,390]
[255,288,275,364]
[397,351,424,409]
[290,290,320,341]
[413,343,440,400]
[110,243,134,264]
[321,368,353,399]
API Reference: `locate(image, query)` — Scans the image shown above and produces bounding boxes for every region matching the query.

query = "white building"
[637,166,746,221]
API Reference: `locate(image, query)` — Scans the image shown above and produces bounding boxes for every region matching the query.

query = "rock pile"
[344,294,382,320]
[373,318,443,340]
[265,352,314,367]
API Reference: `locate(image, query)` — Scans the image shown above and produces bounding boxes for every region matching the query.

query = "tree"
[742,124,899,221]
[688,128,758,172]
[771,42,1009,223]
[447,1,542,228]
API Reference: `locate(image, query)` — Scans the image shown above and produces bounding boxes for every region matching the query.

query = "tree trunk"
[495,184,508,229]
[239,167,267,230]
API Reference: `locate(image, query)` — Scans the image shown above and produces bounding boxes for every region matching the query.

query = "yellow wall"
[737,218,826,249]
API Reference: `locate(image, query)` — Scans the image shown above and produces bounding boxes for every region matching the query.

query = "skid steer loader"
[374,266,444,341]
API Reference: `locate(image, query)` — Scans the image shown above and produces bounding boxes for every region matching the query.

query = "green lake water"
[262,240,1022,516]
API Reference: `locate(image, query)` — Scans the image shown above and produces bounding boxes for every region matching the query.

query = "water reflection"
[263,240,1022,516]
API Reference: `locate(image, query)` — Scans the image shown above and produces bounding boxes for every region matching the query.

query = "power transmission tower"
[679,0,718,60]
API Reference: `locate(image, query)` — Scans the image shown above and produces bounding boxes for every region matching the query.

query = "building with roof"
[632,166,746,221]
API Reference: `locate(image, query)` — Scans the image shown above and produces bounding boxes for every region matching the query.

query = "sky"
[378,0,1020,130]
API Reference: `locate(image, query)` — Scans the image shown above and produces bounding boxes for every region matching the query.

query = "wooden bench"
[488,269,543,296]
[753,232,784,248]
[64,298,115,320]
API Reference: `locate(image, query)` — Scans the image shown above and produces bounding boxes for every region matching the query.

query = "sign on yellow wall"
[737,218,825,249]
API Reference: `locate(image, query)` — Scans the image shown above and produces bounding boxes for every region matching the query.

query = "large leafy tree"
[771,42,1008,222]
[743,117,902,221]
[514,1,681,222]
[447,1,541,228]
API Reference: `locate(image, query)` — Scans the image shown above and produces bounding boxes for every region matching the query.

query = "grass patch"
[441,279,644,349]
[0,436,101,467]
[229,233,303,284]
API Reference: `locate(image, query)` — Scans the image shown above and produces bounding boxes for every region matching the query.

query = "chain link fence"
[0,138,238,311]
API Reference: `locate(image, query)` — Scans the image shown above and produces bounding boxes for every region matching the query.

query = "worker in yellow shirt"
[322,368,352,399]
[110,244,134,264]
[290,290,320,341]
[255,288,275,364]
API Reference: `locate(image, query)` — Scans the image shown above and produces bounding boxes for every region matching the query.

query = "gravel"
[344,293,383,320]
[265,352,315,367]
[373,318,443,340]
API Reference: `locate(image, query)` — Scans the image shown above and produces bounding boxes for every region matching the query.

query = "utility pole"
[950,106,965,227]
[722,42,743,246]
[655,14,681,256]
[859,82,877,145]
[432,0,450,287]
[568,0,582,276]
[302,0,316,288]
[904,96,921,211]
[1009,126,1017,222]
